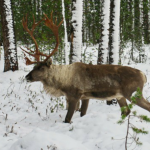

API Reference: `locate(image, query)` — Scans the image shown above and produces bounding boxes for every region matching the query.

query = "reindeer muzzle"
[25,73,32,82]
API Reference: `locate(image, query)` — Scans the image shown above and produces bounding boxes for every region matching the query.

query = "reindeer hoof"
[63,120,73,124]
[80,112,86,117]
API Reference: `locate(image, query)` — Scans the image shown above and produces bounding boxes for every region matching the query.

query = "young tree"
[0,0,18,72]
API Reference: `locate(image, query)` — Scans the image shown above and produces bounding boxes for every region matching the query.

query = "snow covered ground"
[0,46,150,150]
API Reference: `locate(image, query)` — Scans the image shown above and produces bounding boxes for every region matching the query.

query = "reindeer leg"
[80,99,89,117]
[75,101,80,111]
[64,99,79,123]
[66,98,69,110]
[66,99,80,111]
[117,97,130,116]
[128,96,150,112]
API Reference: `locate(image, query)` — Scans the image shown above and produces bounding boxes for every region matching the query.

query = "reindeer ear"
[46,58,52,67]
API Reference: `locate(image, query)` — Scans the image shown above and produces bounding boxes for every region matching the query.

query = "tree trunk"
[0,0,18,72]
[97,0,109,65]
[69,0,83,64]
[97,0,104,65]
[0,16,2,46]
[108,0,115,65]
[69,25,74,64]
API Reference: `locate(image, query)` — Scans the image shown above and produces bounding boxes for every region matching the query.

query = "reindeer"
[21,12,150,123]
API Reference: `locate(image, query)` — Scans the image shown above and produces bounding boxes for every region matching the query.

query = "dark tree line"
[0,0,149,46]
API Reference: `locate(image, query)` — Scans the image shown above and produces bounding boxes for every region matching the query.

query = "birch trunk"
[0,0,18,72]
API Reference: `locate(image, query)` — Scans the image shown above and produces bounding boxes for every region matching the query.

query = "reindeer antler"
[21,12,63,65]
[42,11,63,62]
[21,14,43,65]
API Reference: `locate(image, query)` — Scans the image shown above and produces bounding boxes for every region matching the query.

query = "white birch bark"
[72,0,83,63]
[102,0,110,63]
[112,0,120,64]
[4,0,18,67]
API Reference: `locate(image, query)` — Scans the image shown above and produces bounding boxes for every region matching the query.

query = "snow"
[10,129,88,150]
[131,91,137,97]
[0,46,150,150]
[71,0,83,63]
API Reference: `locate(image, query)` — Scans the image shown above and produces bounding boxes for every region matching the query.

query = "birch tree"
[112,0,120,64]
[97,0,110,64]
[70,0,83,64]
[0,0,18,72]
[108,0,120,65]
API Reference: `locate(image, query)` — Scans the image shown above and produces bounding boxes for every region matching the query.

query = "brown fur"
[25,62,150,123]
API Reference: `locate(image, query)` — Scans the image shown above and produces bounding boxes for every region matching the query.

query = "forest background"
[1,0,150,68]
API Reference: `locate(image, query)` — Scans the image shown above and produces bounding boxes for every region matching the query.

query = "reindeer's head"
[21,12,63,82]
[25,60,52,82]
